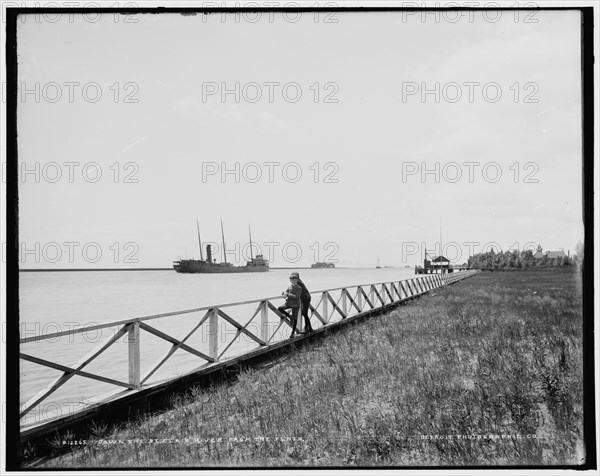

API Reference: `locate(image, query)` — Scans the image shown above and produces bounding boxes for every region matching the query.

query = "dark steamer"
[173,221,269,274]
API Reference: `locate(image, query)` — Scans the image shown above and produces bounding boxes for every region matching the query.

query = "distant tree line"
[467,249,575,270]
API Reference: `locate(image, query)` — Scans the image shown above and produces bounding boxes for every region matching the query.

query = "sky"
[12,8,584,268]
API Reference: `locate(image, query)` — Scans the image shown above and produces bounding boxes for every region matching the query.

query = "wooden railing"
[19,270,478,423]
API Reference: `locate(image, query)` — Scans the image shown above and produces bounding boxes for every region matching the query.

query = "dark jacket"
[297,279,311,302]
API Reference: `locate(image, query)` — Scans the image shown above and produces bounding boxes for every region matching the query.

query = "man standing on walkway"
[291,272,314,333]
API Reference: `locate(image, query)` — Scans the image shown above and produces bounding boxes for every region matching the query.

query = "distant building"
[311,262,335,269]
[533,244,545,259]
[415,250,452,274]
[431,255,450,269]
[546,250,567,265]
[533,245,567,265]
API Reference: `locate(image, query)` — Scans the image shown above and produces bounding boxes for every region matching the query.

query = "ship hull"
[173,260,269,274]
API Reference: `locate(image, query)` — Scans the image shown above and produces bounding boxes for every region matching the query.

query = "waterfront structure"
[311,262,335,269]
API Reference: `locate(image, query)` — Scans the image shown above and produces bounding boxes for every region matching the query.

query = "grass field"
[36,268,585,468]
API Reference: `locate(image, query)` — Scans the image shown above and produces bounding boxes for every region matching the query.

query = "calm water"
[19,267,415,426]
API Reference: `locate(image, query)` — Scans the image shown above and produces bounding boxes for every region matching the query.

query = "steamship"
[173,220,269,274]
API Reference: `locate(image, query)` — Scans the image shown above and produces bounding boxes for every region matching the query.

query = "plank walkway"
[19,270,478,446]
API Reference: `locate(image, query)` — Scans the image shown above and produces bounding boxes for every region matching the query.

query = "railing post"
[370,286,376,307]
[357,286,364,311]
[208,308,219,361]
[322,291,329,322]
[341,289,348,317]
[260,300,269,342]
[128,321,141,390]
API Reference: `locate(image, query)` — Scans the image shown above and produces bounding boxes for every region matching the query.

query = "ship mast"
[439,218,443,274]
[220,219,227,264]
[439,218,442,257]
[197,219,204,261]
[248,225,254,260]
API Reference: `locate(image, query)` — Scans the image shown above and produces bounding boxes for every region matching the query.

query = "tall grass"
[36,268,584,467]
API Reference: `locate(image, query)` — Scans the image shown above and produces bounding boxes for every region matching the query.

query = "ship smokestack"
[206,244,212,263]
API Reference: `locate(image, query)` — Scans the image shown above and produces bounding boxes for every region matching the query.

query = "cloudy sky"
[14,7,584,268]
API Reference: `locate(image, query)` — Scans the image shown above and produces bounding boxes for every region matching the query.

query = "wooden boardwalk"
[19,270,478,447]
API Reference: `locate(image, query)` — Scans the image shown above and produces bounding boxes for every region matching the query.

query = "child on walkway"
[278,274,303,338]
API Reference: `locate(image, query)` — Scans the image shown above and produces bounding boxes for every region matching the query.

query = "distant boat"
[376,258,381,269]
[173,221,269,274]
[311,262,335,269]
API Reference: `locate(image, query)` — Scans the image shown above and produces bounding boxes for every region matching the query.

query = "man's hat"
[289,272,299,279]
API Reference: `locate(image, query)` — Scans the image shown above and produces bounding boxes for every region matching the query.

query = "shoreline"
[19,266,378,272]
